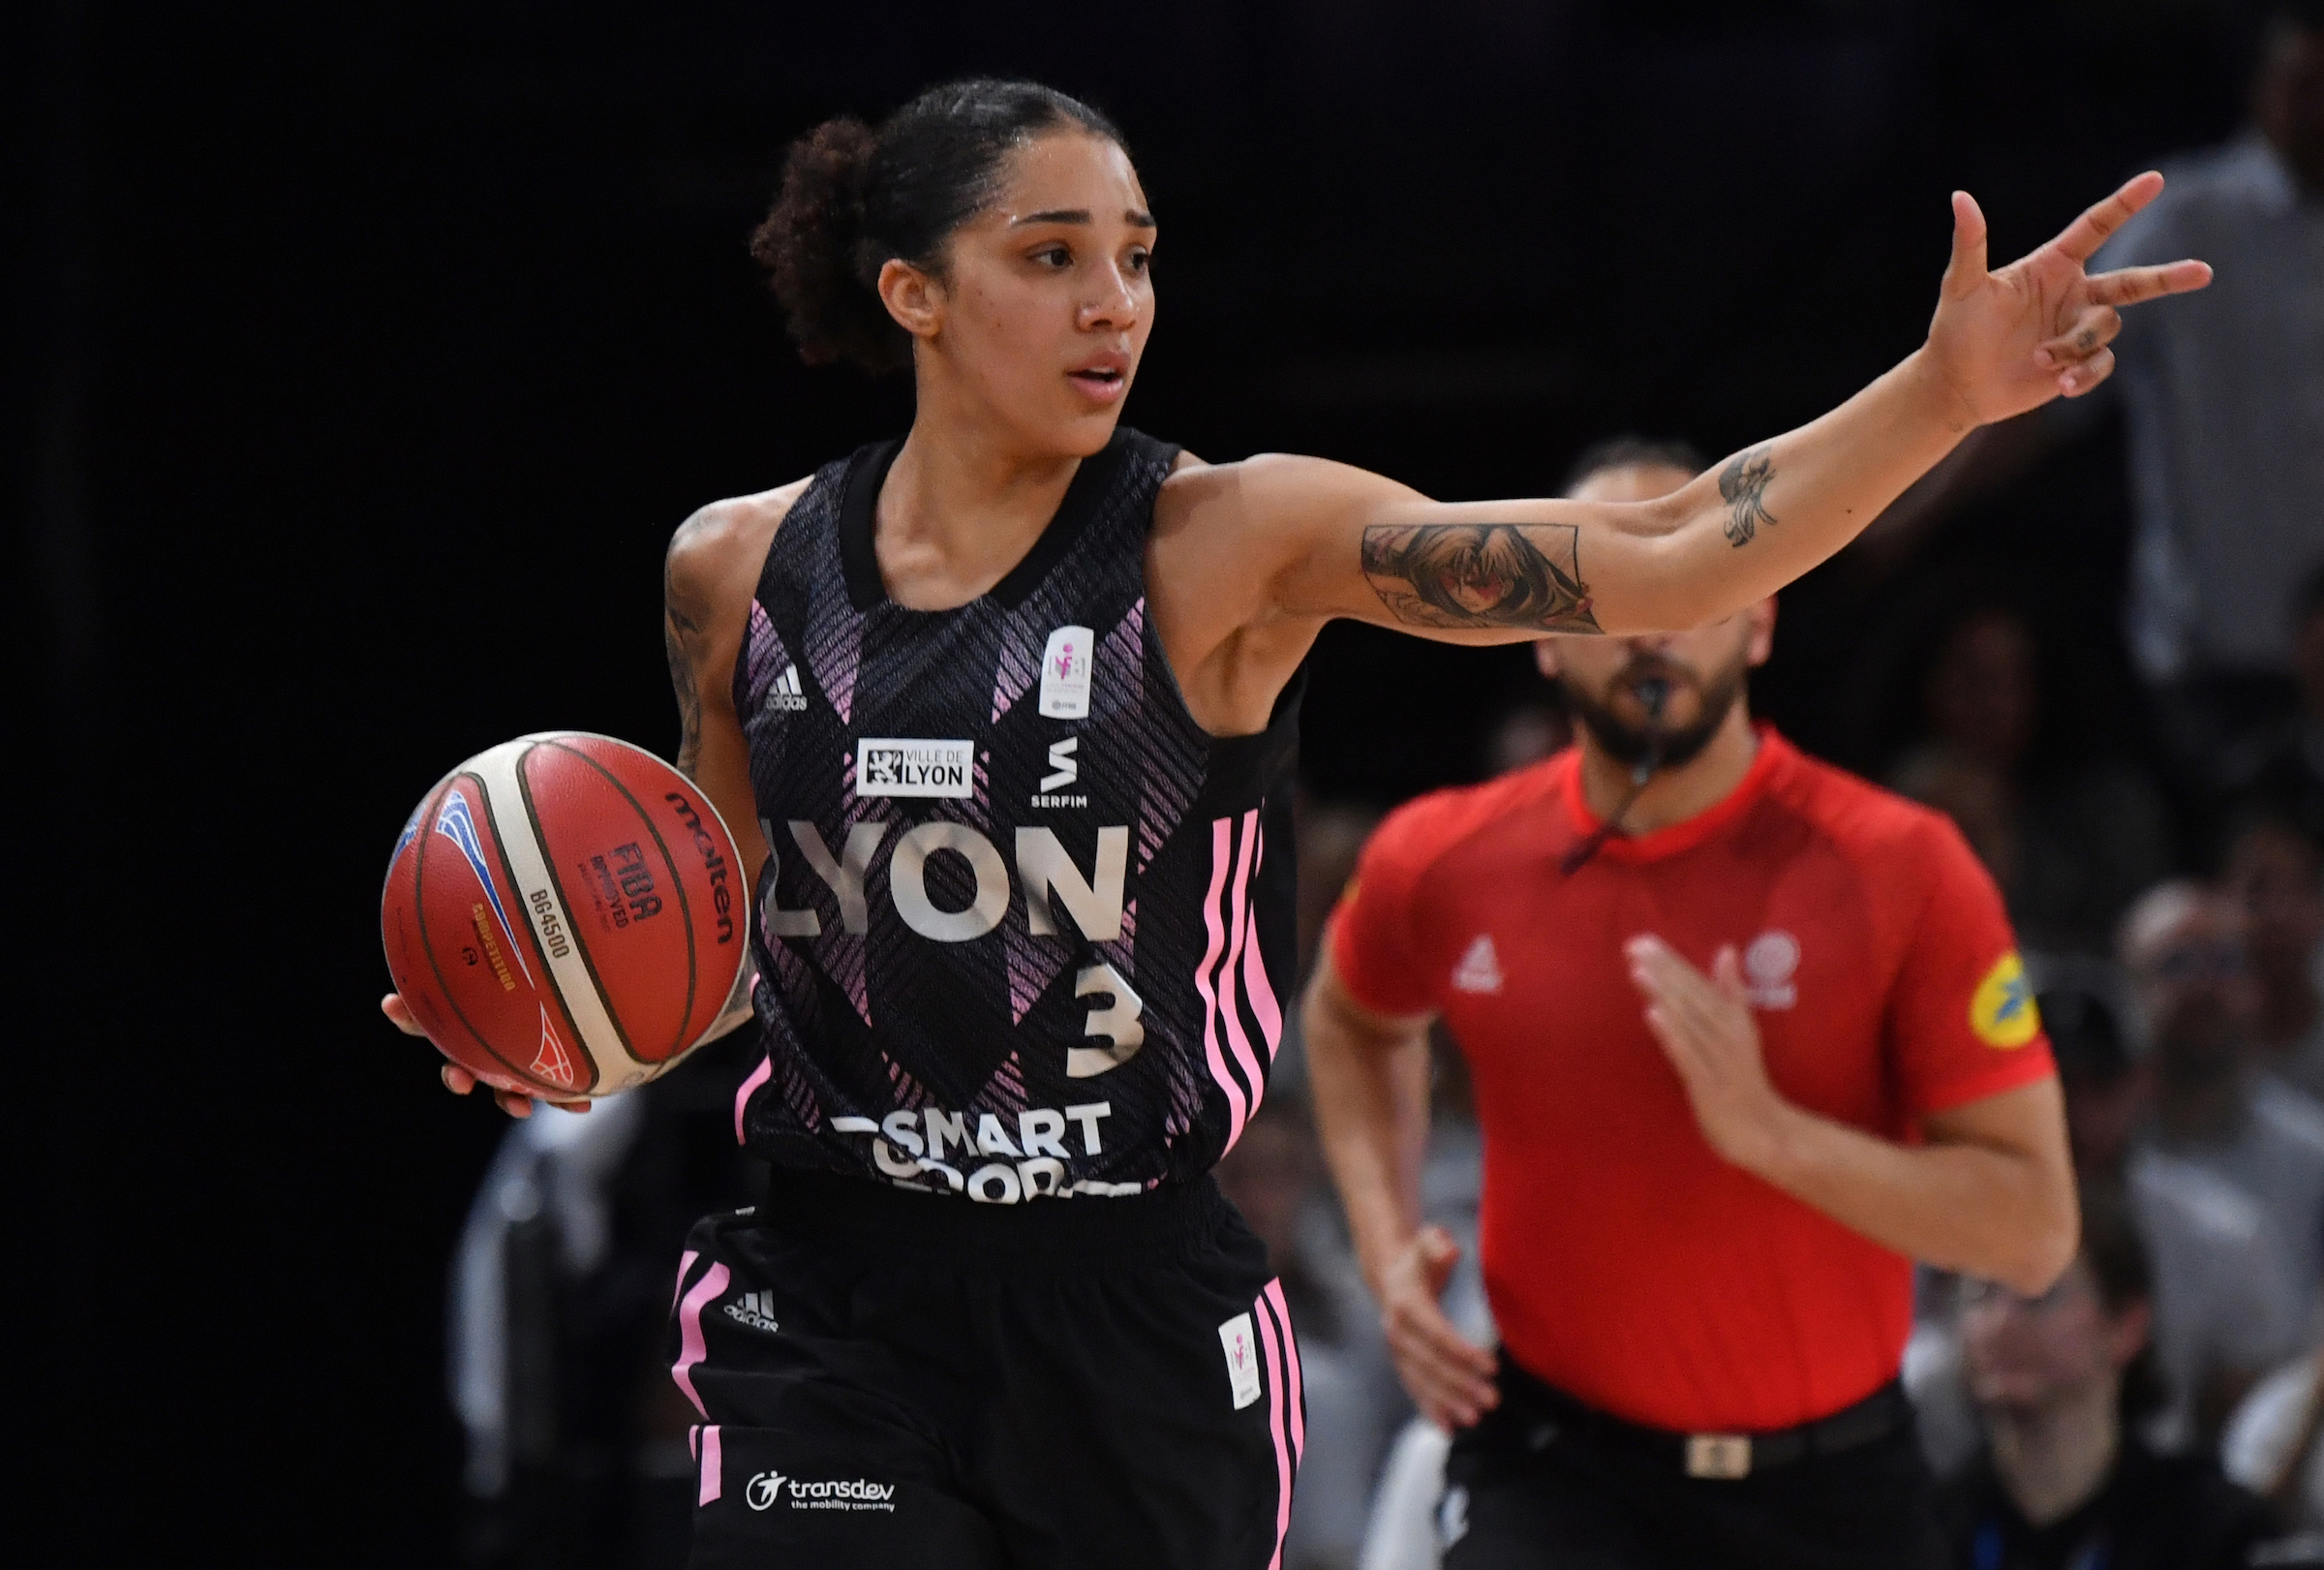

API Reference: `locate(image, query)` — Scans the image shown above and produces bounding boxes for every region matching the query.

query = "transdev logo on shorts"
[746,1469,898,1513]
[856,738,975,799]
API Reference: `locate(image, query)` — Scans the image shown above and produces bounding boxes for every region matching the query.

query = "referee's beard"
[1557,650,1750,773]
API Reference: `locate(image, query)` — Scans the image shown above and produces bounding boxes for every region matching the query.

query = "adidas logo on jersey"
[1452,935,1504,995]
[769,663,809,713]
[723,1289,780,1334]
[1031,736,1088,809]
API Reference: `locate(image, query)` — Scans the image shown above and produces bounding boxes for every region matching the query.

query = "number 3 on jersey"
[1069,962,1145,1077]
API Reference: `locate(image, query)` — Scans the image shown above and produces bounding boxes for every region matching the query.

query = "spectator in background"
[2227,811,2324,1100]
[2222,1329,2324,1543]
[2045,985,2302,1446]
[1937,1185,2273,1570]
[1890,603,2172,956]
[2224,568,2324,844]
[1854,3,2324,785]
[2125,880,2324,1304]
[1479,702,1572,780]
[2098,1,2324,745]
[2224,1338,2324,1543]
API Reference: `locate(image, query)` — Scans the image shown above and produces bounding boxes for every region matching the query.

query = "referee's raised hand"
[1625,936,1793,1173]
[1380,1224,1500,1431]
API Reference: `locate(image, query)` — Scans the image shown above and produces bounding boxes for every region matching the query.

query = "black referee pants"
[1442,1359,1947,1570]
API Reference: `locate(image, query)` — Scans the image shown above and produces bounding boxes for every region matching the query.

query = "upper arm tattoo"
[1718,446,1778,547]
[663,537,711,779]
[1360,522,1603,633]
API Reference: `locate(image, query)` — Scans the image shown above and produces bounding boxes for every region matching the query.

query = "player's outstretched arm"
[1229,175,2208,641]
[1304,951,1501,1431]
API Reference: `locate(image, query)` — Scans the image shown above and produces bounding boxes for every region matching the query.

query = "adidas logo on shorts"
[723,1289,780,1334]
[769,663,809,713]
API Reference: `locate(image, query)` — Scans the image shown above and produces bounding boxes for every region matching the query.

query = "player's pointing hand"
[1918,172,2211,427]
[1625,937,1795,1175]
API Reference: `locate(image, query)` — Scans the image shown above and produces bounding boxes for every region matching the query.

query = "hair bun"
[751,115,911,373]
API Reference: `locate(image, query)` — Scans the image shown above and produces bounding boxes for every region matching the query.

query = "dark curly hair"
[750,79,1126,375]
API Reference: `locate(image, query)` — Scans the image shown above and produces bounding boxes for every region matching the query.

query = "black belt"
[1493,1360,1912,1481]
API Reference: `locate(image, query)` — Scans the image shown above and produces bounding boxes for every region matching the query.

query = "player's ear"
[877,258,945,341]
[1533,639,1563,680]
[1745,598,1777,668]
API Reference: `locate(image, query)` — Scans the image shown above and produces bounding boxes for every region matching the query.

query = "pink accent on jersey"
[734,1057,773,1145]
[1241,822,1285,1061]
[698,1424,723,1506]
[1196,817,1249,1152]
[1216,812,1268,1150]
[671,1261,731,1417]
[1264,1278,1306,1464]
[1254,1286,1296,1570]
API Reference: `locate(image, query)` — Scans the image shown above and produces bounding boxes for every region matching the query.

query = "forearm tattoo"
[1719,446,1778,547]
[1360,522,1603,633]
[663,550,708,779]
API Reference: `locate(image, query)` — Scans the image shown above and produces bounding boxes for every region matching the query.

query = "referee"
[1306,440,2077,1570]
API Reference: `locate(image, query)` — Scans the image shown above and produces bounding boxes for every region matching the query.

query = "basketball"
[382,731,749,1101]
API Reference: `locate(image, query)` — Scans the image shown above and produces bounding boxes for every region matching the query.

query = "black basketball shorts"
[665,1167,1304,1569]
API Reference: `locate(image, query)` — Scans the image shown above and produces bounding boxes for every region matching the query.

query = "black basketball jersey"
[731,428,1300,1201]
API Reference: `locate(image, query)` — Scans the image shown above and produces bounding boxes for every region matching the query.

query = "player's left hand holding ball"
[1917,171,2211,423]
[382,994,580,1119]
[1625,936,1791,1172]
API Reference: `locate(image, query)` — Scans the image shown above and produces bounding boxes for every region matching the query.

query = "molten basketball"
[382,731,749,1100]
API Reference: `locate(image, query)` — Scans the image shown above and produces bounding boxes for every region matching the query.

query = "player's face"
[1537,462,1774,761]
[906,132,1156,459]
[1958,1261,2133,1413]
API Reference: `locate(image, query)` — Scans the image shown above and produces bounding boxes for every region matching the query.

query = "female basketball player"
[383,79,2207,1568]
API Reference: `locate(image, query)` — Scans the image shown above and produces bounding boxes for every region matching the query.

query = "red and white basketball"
[382,731,749,1100]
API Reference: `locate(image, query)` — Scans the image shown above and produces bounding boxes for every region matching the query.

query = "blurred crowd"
[444,12,2323,1567]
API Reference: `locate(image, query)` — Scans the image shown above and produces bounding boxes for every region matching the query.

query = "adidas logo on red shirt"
[1452,935,1504,995]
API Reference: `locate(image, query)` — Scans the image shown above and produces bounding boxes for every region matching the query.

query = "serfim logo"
[746,1469,898,1513]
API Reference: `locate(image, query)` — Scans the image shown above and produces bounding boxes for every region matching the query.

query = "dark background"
[20,0,2265,1556]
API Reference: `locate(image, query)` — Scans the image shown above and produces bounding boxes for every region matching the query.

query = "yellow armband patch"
[1970,952,2040,1049]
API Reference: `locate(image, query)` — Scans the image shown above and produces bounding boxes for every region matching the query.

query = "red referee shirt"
[1330,728,2053,1433]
